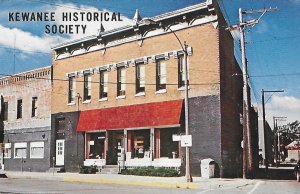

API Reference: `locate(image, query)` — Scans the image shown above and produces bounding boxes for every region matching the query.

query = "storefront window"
[160,128,180,158]
[128,129,150,158]
[87,132,105,159]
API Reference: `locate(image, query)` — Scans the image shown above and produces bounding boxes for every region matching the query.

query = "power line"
[0,73,220,86]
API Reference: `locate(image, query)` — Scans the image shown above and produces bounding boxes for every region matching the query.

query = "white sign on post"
[181,135,192,147]
[172,134,181,141]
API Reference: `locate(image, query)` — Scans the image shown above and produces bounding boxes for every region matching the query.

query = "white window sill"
[178,86,190,91]
[67,102,76,106]
[116,95,126,99]
[155,89,167,94]
[135,92,145,97]
[4,157,11,159]
[99,97,108,102]
[30,157,44,159]
[14,157,27,159]
[83,100,91,104]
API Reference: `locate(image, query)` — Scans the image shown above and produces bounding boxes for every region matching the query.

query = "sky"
[0,0,299,127]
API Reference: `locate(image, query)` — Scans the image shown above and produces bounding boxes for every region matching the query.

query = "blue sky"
[0,0,299,125]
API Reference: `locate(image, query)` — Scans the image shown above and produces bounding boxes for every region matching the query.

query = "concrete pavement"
[4,171,258,190]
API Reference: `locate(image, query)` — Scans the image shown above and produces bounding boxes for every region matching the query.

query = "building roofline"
[0,65,51,80]
[52,1,208,50]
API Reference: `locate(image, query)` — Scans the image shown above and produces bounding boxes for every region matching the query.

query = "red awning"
[77,99,183,131]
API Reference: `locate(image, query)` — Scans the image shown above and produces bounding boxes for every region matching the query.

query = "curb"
[63,177,198,189]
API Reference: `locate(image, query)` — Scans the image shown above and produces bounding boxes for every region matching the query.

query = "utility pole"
[262,90,284,174]
[226,6,277,179]
[273,116,286,167]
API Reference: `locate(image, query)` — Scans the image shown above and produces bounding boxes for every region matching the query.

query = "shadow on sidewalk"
[255,166,295,180]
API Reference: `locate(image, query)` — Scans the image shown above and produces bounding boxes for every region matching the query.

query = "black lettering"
[103,12,109,21]
[52,25,57,33]
[45,25,50,34]
[50,12,55,21]
[93,12,99,21]
[15,12,20,21]
[59,25,64,34]
[73,12,78,21]
[30,13,36,21]
[8,12,14,21]
[86,12,92,21]
[118,13,123,21]
[44,12,48,21]
[80,12,85,21]
[36,12,42,21]
[62,12,68,21]
[82,25,86,34]
[111,12,117,21]
[69,25,73,34]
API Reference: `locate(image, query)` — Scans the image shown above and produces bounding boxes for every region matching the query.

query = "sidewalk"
[4,171,258,190]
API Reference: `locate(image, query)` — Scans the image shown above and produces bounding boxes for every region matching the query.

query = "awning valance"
[77,99,183,131]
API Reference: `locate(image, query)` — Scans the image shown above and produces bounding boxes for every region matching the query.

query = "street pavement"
[4,170,258,190]
[1,166,300,193]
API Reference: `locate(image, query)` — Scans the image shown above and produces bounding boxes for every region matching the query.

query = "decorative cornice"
[53,1,217,60]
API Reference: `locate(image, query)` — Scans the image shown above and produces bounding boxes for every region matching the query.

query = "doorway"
[55,139,65,166]
[107,130,124,165]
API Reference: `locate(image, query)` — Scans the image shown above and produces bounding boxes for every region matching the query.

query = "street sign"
[181,135,192,147]
[172,135,181,141]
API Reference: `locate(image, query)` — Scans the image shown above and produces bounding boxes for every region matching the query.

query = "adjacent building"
[0,67,52,171]
[51,0,243,177]
[258,119,274,166]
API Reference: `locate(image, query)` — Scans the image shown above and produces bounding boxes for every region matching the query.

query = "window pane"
[121,68,126,91]
[15,148,26,158]
[31,147,44,158]
[160,62,166,84]
[140,65,145,87]
[103,72,108,93]
[4,148,11,158]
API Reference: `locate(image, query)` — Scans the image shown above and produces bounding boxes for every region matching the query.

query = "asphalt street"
[1,178,300,194]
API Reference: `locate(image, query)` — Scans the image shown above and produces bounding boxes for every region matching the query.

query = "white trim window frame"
[14,142,27,159]
[30,141,44,159]
[99,70,108,99]
[4,143,11,158]
[68,76,76,104]
[156,59,167,91]
[136,63,145,94]
[117,66,126,97]
[83,73,92,101]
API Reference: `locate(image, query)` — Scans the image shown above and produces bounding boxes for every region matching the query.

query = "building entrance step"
[97,165,120,174]
[47,167,65,173]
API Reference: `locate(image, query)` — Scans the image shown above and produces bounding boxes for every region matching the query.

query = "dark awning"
[77,99,183,131]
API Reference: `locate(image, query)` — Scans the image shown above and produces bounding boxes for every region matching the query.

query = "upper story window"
[17,99,22,119]
[31,97,38,117]
[136,64,145,94]
[1,101,8,121]
[99,71,108,99]
[83,73,92,101]
[178,55,185,88]
[68,76,76,104]
[117,66,126,96]
[156,59,166,91]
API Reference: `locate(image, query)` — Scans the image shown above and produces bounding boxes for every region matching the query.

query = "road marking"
[64,177,198,189]
[247,181,263,194]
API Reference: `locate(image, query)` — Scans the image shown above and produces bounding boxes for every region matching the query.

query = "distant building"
[51,0,243,177]
[0,67,52,171]
[258,120,274,166]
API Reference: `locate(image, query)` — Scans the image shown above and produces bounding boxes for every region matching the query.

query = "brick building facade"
[0,67,52,172]
[51,0,243,177]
